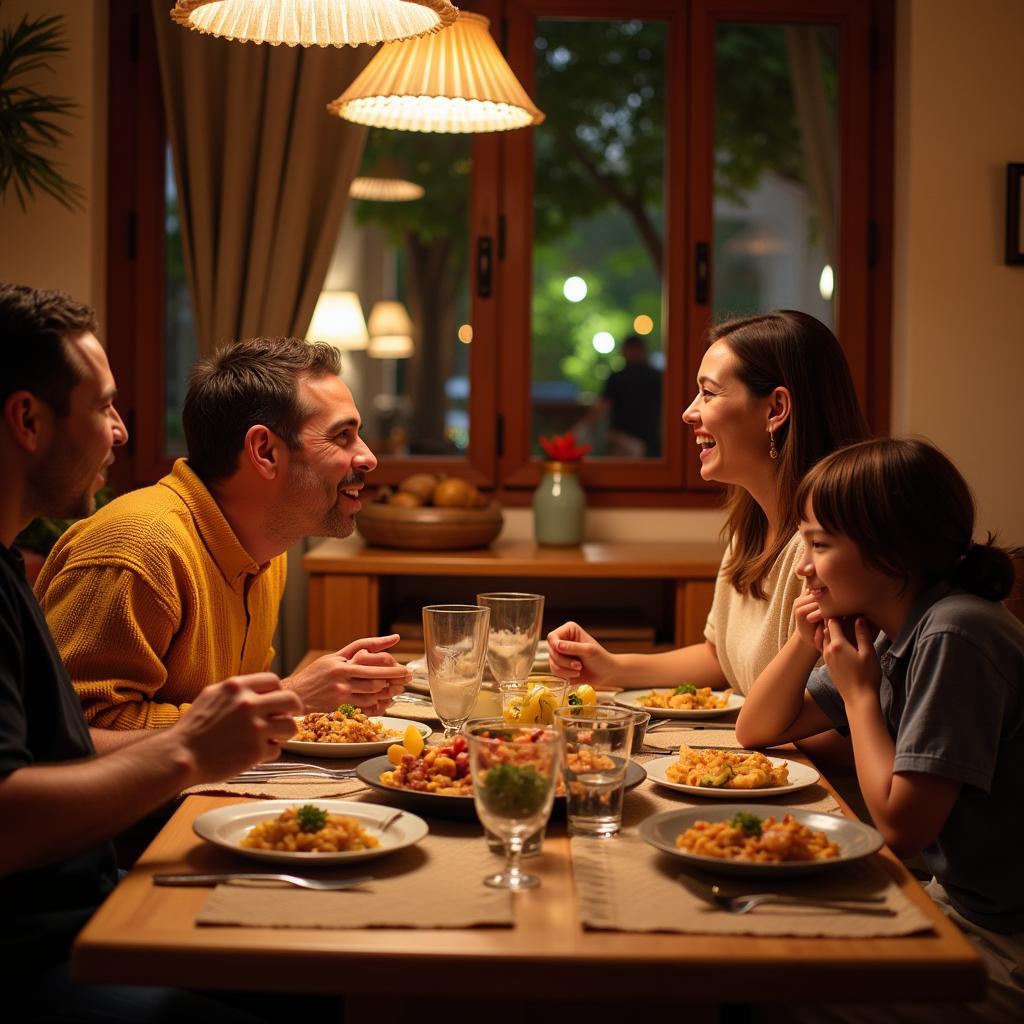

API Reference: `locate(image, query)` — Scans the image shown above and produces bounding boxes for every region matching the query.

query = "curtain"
[152,6,373,671]
[152,1,372,352]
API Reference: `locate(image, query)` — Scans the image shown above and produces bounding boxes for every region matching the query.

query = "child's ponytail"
[952,536,1018,602]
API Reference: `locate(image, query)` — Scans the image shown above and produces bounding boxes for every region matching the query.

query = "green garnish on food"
[730,812,763,836]
[567,693,582,706]
[336,703,358,717]
[673,683,697,696]
[296,804,328,832]
[483,763,549,818]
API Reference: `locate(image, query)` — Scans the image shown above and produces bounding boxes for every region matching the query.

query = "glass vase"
[533,461,586,546]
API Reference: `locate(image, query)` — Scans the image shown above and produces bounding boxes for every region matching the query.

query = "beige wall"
[0,0,107,327]
[2,0,1022,550]
[892,0,1024,545]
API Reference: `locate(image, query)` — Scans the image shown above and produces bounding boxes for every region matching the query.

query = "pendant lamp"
[170,0,457,48]
[327,12,544,132]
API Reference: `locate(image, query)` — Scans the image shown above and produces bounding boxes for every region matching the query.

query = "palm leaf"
[0,11,84,211]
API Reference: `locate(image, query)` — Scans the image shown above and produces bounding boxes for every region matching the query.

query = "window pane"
[531,19,667,460]
[713,23,839,325]
[347,132,472,458]
[164,144,197,458]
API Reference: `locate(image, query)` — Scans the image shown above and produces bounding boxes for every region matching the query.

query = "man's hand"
[172,673,302,784]
[283,634,410,715]
[822,616,882,703]
[547,621,619,686]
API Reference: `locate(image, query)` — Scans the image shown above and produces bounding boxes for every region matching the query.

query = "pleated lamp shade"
[327,12,545,132]
[367,301,415,358]
[349,176,425,201]
[307,291,368,351]
[169,0,457,48]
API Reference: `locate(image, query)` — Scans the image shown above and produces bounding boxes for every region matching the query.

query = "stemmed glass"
[422,604,491,739]
[476,592,545,700]
[466,721,561,890]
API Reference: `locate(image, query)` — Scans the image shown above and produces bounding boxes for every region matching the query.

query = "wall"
[891,0,1024,545]
[0,1,108,327]
[3,0,1022,553]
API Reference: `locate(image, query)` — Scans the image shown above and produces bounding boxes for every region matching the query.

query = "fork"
[707,884,894,916]
[153,873,372,891]
[228,766,357,783]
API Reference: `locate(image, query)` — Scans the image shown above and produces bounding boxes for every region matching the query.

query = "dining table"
[72,720,986,1023]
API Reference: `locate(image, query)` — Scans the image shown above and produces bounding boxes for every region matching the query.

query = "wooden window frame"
[105,0,892,505]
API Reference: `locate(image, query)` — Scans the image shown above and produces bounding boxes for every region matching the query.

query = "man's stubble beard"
[26,441,98,521]
[278,460,356,542]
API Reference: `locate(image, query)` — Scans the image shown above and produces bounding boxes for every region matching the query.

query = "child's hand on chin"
[794,592,825,652]
[822,616,882,700]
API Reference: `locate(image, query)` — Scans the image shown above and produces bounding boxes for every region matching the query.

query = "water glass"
[628,709,652,753]
[466,720,561,890]
[501,674,568,726]
[422,604,490,739]
[476,592,545,695]
[553,706,634,838]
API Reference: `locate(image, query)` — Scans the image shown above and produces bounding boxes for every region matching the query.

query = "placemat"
[183,753,369,800]
[641,726,743,752]
[197,823,513,930]
[571,832,932,937]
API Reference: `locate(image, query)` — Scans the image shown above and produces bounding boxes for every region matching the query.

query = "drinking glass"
[553,706,634,838]
[476,592,545,700]
[422,604,491,739]
[466,721,561,890]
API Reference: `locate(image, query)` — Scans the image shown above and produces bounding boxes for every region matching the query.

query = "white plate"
[614,689,745,719]
[645,754,821,799]
[639,804,883,877]
[283,717,431,758]
[193,799,429,865]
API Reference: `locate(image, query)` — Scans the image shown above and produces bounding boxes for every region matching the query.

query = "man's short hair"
[0,282,98,415]
[183,336,341,482]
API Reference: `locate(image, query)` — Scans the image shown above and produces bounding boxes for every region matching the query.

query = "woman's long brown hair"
[713,310,870,599]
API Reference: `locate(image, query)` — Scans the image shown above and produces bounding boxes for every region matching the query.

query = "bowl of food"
[356,473,503,550]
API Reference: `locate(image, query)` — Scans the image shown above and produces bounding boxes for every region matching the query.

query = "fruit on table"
[388,491,423,509]
[432,477,479,508]
[568,684,597,707]
[504,683,562,725]
[386,723,427,765]
[398,473,439,502]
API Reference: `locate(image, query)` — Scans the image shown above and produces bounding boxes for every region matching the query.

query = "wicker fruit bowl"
[355,500,504,550]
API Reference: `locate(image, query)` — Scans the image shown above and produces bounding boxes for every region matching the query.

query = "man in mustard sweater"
[37,335,409,731]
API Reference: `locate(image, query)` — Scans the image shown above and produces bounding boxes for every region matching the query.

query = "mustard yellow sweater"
[36,459,287,729]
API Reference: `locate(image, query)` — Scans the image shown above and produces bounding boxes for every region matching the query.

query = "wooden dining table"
[72,744,986,1022]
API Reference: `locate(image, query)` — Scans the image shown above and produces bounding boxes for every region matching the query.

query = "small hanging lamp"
[327,12,544,133]
[169,0,458,48]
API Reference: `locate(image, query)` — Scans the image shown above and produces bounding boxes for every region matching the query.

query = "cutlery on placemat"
[153,873,372,891]
[682,878,894,916]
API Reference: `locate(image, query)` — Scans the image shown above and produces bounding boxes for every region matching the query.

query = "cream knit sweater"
[36,460,287,729]
[703,531,806,696]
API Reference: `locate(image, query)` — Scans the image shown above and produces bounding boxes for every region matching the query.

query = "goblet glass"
[476,592,545,700]
[466,720,561,890]
[422,604,490,739]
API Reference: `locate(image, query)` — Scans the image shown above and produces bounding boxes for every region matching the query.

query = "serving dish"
[356,755,648,821]
[193,800,429,865]
[355,501,504,550]
[638,804,883,877]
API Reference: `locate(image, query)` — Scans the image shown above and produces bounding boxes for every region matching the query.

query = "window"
[107,0,892,504]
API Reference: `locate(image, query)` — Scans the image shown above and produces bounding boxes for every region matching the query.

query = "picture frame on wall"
[1007,163,1024,265]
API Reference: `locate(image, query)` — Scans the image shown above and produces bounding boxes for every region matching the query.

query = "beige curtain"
[152,1,372,352]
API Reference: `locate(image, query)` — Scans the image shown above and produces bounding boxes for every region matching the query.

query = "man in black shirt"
[0,283,303,1021]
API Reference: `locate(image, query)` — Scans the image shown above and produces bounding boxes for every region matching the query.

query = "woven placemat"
[196,822,513,930]
[571,832,932,937]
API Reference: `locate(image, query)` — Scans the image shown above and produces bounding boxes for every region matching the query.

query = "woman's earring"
[768,429,778,460]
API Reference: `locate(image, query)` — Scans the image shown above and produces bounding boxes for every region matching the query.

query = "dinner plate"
[614,689,745,719]
[193,799,429,865]
[283,717,432,758]
[645,754,821,799]
[639,804,884,878]
[356,755,648,822]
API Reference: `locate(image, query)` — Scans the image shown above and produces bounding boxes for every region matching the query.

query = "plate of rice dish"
[283,708,432,757]
[645,746,820,798]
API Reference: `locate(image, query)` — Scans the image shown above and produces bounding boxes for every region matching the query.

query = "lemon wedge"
[403,723,424,758]
[503,696,525,724]
[386,743,407,766]
[575,684,597,706]
[534,687,560,724]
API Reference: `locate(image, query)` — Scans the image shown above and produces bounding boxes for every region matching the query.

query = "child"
[737,437,1024,1022]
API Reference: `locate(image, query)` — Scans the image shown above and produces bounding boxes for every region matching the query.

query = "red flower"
[539,432,591,461]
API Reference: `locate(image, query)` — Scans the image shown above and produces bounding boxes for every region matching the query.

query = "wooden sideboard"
[303,539,724,654]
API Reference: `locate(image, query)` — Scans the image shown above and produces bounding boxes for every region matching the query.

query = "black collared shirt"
[0,544,118,968]
[808,582,1024,934]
